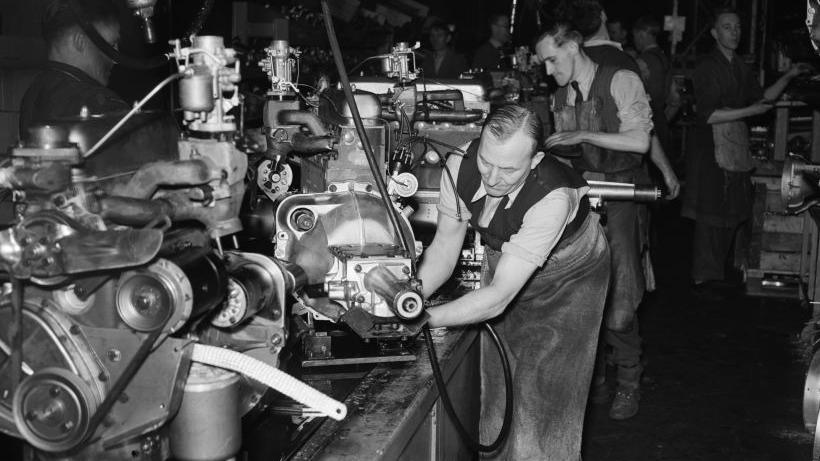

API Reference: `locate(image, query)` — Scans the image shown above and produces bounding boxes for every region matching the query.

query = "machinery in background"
[781,153,820,213]
[780,154,820,459]
[244,41,425,366]
[0,35,346,461]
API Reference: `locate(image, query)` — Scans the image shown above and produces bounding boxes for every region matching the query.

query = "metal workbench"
[290,327,481,461]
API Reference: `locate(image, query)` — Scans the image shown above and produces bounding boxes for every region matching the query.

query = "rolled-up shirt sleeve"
[501,186,588,267]
[610,69,653,134]
[436,153,471,222]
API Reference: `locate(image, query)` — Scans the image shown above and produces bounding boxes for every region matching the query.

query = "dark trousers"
[592,201,647,391]
[691,219,748,282]
[603,318,642,389]
[480,214,610,460]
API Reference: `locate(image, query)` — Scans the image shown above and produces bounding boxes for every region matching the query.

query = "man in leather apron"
[536,21,653,420]
[418,105,610,460]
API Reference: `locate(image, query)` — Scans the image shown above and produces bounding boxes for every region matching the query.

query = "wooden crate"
[745,172,809,298]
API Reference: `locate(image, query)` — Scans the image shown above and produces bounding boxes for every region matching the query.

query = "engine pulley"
[13,367,99,453]
[116,259,193,332]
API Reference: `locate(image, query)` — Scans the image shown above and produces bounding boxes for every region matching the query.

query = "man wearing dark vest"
[417,105,610,460]
[536,20,653,421]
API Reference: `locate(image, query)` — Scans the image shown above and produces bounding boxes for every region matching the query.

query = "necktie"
[478,194,510,228]
[570,81,583,106]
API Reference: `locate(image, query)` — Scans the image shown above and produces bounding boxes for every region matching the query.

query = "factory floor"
[583,203,814,461]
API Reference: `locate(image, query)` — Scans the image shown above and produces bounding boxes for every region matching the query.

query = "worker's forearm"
[649,135,674,178]
[707,106,760,124]
[417,240,461,298]
[763,73,795,102]
[426,284,511,327]
[583,130,650,155]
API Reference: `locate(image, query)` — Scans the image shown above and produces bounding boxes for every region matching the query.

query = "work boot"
[609,387,640,420]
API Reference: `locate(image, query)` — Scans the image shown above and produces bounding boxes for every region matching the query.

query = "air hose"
[319,0,415,266]
[319,0,513,452]
[423,322,513,453]
[190,344,347,421]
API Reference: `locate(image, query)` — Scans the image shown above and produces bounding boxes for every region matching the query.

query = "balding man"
[418,104,609,460]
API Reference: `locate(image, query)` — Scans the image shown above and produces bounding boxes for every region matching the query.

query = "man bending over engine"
[417,104,610,460]
[19,0,128,134]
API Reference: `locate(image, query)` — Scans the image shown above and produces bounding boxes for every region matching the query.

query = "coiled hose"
[423,322,513,453]
[190,344,347,421]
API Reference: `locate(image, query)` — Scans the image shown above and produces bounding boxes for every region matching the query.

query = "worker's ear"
[530,150,545,170]
[71,28,87,53]
[710,27,717,41]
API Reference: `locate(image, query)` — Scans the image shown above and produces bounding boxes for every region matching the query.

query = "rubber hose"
[190,344,347,421]
[319,0,415,265]
[422,322,513,453]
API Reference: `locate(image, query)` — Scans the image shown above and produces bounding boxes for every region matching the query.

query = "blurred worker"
[19,0,127,135]
[556,0,678,421]
[606,15,637,59]
[633,16,673,151]
[472,13,511,71]
[422,21,467,79]
[683,8,807,293]
[810,0,820,52]
[418,104,610,460]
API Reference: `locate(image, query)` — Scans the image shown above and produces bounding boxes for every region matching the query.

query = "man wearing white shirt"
[418,104,610,460]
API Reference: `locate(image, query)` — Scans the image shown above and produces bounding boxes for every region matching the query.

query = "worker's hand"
[786,62,814,78]
[748,102,774,116]
[545,131,586,149]
[662,171,680,200]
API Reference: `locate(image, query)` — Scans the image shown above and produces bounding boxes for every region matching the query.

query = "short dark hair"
[482,104,543,154]
[42,0,119,45]
[633,16,661,36]
[711,7,739,28]
[488,13,509,28]
[556,0,603,39]
[429,21,451,36]
[535,22,584,49]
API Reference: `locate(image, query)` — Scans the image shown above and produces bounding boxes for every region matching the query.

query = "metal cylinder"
[191,36,225,63]
[179,67,214,113]
[212,264,269,328]
[24,125,71,149]
[169,363,240,461]
[270,39,292,84]
[363,265,424,320]
[587,181,662,202]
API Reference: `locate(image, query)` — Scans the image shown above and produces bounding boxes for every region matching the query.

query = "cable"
[9,277,23,388]
[346,56,381,76]
[84,73,183,158]
[422,322,513,453]
[78,318,169,451]
[320,1,414,265]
